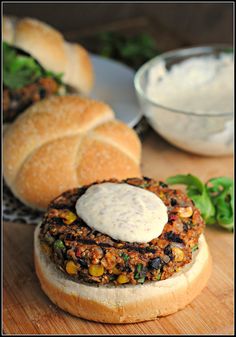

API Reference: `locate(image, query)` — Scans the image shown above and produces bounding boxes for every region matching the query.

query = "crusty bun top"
[3,96,141,210]
[2,16,94,94]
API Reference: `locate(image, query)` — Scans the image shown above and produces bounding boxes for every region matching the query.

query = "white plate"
[90,54,143,127]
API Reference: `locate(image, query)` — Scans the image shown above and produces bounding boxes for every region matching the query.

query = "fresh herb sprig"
[97,32,160,69]
[3,42,63,90]
[166,174,234,231]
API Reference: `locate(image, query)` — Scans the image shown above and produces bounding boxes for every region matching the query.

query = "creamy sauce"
[75,183,168,243]
[146,54,233,114]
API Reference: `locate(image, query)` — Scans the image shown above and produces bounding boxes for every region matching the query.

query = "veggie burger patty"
[39,177,205,286]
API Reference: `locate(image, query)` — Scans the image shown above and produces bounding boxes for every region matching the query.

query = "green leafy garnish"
[206,177,234,231]
[3,42,63,90]
[134,263,144,279]
[120,252,130,262]
[166,174,234,231]
[44,69,64,85]
[137,276,146,284]
[156,272,162,281]
[222,47,233,54]
[139,182,150,188]
[54,239,66,252]
[191,244,199,252]
[96,32,160,69]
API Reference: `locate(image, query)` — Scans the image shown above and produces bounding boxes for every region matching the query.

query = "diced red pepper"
[75,247,82,257]
[169,214,178,221]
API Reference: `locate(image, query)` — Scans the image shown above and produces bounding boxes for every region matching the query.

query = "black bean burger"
[34,177,212,323]
[3,16,93,123]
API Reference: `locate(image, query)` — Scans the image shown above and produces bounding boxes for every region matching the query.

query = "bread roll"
[34,223,212,323]
[3,96,141,210]
[3,16,93,94]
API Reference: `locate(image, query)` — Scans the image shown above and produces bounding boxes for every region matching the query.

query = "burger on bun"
[3,16,93,123]
[34,177,212,323]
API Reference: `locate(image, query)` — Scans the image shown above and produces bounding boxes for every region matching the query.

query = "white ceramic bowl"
[134,45,233,156]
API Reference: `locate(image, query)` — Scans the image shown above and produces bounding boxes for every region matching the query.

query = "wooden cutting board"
[3,131,234,335]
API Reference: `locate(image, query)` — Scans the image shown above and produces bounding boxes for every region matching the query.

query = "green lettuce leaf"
[166,174,233,231]
[206,177,234,231]
[3,41,63,90]
[166,174,215,224]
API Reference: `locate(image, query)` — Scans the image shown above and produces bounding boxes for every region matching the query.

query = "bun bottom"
[34,224,212,323]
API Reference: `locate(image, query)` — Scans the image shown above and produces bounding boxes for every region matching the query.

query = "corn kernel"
[117,274,129,284]
[178,207,193,218]
[112,266,122,275]
[66,260,78,275]
[159,192,164,199]
[172,247,185,262]
[175,267,182,273]
[60,210,77,225]
[41,242,52,256]
[89,264,104,277]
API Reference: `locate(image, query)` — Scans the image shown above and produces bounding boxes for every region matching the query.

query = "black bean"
[149,257,163,270]
[39,87,47,98]
[77,258,87,267]
[164,245,173,260]
[99,242,112,248]
[183,223,189,232]
[49,217,65,226]
[124,263,132,273]
[109,275,117,281]
[65,233,76,241]
[159,181,168,188]
[146,246,157,254]
[115,263,126,272]
[143,176,152,182]
[123,244,147,254]
[51,203,73,210]
[74,218,91,229]
[170,198,177,206]
[165,231,183,243]
[77,239,96,245]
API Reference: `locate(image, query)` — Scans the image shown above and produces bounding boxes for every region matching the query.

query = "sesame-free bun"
[2,16,93,94]
[3,96,141,210]
[34,223,212,323]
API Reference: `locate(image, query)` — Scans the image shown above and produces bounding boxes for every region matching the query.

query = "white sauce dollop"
[75,183,168,243]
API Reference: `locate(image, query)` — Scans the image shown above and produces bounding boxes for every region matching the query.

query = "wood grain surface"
[3,131,234,335]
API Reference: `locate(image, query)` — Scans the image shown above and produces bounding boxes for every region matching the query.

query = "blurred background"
[3,3,233,53]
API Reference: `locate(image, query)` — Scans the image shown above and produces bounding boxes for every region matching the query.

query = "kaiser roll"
[3,96,141,210]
